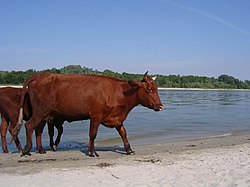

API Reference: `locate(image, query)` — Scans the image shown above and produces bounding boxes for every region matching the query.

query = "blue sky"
[0,0,250,80]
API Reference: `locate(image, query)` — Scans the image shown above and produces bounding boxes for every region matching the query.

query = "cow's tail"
[12,76,35,137]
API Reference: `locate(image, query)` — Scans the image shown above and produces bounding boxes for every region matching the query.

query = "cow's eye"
[147,88,153,93]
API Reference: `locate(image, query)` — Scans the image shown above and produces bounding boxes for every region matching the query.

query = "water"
[2,90,250,152]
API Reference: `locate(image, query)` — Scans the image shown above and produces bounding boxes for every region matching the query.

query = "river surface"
[3,89,250,152]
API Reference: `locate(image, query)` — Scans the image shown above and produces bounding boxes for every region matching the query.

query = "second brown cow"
[16,72,164,157]
[0,87,66,153]
[0,87,31,153]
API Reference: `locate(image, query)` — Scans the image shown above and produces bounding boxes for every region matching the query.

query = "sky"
[0,0,250,80]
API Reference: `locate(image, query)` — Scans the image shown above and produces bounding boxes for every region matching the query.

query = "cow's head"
[128,72,164,111]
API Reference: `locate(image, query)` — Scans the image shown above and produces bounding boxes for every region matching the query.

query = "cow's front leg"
[116,124,134,155]
[1,118,9,153]
[88,119,100,157]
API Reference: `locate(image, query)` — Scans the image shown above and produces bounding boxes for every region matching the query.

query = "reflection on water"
[2,90,250,152]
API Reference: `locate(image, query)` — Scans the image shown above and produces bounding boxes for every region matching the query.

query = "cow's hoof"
[21,150,31,157]
[52,145,57,151]
[88,151,99,157]
[21,147,32,156]
[126,150,135,155]
[38,149,46,154]
[36,146,46,154]
[3,149,9,154]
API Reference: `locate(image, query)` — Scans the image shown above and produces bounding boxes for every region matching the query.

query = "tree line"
[1,65,250,89]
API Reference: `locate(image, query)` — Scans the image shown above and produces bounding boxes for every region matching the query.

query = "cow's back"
[0,87,21,121]
[27,74,129,120]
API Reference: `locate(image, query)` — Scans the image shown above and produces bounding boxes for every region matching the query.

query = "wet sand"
[0,134,250,186]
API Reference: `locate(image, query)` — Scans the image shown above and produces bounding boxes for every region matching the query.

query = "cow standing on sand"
[0,87,65,153]
[0,87,32,153]
[15,72,164,157]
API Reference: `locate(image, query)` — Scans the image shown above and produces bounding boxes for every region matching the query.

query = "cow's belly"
[100,105,129,128]
[101,117,124,128]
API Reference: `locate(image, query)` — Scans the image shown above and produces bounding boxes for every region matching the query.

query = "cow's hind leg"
[22,123,33,156]
[54,123,63,151]
[88,118,100,157]
[9,122,22,153]
[22,117,43,156]
[35,121,46,154]
[116,124,134,155]
[48,123,55,151]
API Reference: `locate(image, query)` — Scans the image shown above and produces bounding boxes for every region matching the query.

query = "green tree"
[1,65,250,89]
[60,65,82,74]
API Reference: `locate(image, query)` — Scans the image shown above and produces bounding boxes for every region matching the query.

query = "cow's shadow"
[7,143,127,155]
[80,146,128,156]
[45,143,128,156]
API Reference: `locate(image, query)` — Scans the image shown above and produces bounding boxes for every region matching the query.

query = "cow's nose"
[154,104,164,111]
[159,105,164,111]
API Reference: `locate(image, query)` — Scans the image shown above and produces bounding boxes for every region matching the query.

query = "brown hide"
[0,87,28,153]
[19,72,163,156]
[0,87,63,153]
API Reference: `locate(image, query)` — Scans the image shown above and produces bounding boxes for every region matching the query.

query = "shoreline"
[1,85,250,91]
[1,134,250,186]
[158,87,250,91]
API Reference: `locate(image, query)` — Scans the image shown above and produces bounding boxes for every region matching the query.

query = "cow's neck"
[123,86,140,113]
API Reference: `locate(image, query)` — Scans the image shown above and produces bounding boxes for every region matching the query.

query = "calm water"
[3,90,250,152]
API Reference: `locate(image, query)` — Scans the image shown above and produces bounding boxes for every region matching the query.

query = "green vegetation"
[1,65,250,89]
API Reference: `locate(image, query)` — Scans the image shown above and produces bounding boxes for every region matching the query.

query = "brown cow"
[0,87,31,153]
[15,72,164,157]
[0,87,64,153]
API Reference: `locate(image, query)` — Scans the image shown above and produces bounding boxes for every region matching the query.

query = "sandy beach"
[0,134,250,187]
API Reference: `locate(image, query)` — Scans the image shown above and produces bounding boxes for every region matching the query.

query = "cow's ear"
[128,80,142,88]
[143,71,149,81]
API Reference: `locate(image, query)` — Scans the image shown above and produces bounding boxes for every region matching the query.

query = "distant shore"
[1,134,250,186]
[1,85,250,91]
[158,87,250,91]
[159,87,220,90]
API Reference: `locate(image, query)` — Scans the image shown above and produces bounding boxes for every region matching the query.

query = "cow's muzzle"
[154,104,164,111]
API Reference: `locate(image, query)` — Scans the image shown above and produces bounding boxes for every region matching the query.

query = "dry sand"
[1,134,250,187]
